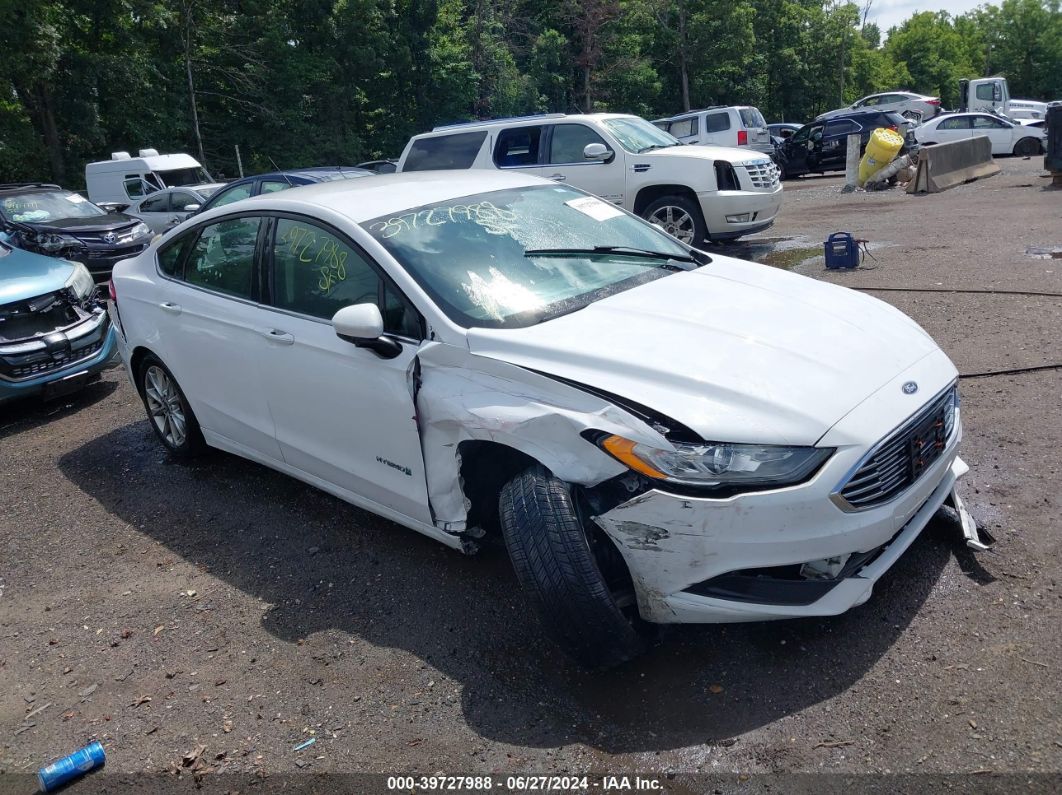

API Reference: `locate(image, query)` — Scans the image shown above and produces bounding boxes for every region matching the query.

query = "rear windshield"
[739,108,767,128]
[403,132,487,172]
[0,191,106,223]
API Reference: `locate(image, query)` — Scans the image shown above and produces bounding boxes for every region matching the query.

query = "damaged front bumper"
[593,429,967,625]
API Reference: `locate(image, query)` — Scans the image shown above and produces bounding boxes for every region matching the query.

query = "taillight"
[928,98,941,105]
[108,280,117,303]
[887,125,898,131]
[738,130,748,146]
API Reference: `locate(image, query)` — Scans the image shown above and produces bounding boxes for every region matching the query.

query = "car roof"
[235,169,548,224]
[0,183,66,196]
[421,113,639,135]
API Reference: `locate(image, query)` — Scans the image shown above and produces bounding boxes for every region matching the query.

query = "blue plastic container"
[824,232,859,269]
[37,741,105,792]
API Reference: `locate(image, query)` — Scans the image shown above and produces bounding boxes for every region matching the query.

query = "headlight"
[39,232,81,252]
[599,434,833,489]
[131,222,151,238]
[64,262,96,298]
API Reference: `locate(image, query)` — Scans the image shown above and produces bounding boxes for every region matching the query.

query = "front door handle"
[547,173,567,181]
[260,328,294,345]
[159,302,182,315]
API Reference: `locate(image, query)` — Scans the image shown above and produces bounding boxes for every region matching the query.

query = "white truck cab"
[960,77,1049,121]
[85,149,224,208]
[396,113,782,244]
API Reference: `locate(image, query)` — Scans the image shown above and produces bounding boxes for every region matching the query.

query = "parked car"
[816,92,941,122]
[914,112,1046,156]
[768,122,803,146]
[356,159,398,174]
[774,111,916,179]
[109,170,967,667]
[0,183,153,278]
[124,186,221,233]
[652,106,773,154]
[196,167,374,214]
[397,113,782,243]
[0,236,117,404]
[85,148,223,208]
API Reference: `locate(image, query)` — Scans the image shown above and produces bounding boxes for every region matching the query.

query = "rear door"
[821,119,861,169]
[256,214,433,524]
[701,111,733,147]
[540,122,625,205]
[932,115,972,145]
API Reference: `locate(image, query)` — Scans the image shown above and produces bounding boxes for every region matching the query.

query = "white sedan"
[108,171,974,667]
[915,112,1047,156]
[817,91,941,122]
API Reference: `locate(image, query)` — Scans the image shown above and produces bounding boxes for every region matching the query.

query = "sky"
[866,0,986,32]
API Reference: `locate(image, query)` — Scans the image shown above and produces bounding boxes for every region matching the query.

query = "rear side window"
[704,113,731,133]
[825,119,860,136]
[140,193,170,213]
[185,217,261,299]
[403,132,487,172]
[548,124,610,164]
[270,218,421,337]
[157,232,194,277]
[939,116,971,130]
[739,108,766,128]
[494,127,543,167]
[668,117,698,138]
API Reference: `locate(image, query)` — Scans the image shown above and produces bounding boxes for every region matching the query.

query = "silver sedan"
[124,186,221,233]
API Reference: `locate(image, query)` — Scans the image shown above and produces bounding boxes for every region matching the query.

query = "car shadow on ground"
[59,421,957,754]
[0,377,119,441]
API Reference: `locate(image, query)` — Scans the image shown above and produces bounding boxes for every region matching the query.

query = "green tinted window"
[185,217,260,298]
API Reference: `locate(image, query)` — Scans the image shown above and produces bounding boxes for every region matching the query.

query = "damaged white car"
[109,171,974,668]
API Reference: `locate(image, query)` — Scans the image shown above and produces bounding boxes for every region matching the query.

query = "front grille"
[86,242,148,260]
[741,160,781,190]
[5,338,105,379]
[836,386,957,510]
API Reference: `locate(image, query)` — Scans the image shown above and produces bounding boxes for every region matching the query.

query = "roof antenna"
[267,157,295,187]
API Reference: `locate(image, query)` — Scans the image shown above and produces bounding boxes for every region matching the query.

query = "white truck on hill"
[959,77,1049,121]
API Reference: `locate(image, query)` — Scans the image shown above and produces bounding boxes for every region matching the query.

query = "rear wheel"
[137,355,205,457]
[499,465,647,668]
[1013,137,1042,157]
[642,195,708,246]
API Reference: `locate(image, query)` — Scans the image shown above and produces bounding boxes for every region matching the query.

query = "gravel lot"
[1,159,1060,791]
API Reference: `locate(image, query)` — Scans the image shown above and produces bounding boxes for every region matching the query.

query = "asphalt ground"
[1,158,1059,792]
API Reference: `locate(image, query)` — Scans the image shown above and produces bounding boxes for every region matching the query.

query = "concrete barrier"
[906,135,1000,194]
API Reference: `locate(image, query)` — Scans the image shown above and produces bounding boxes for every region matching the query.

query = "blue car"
[0,234,118,404]
[195,166,373,214]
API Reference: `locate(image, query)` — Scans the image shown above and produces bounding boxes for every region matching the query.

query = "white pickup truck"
[397,113,783,245]
[960,77,1049,121]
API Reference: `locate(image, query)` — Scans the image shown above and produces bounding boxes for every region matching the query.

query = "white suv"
[653,106,774,154]
[397,113,782,244]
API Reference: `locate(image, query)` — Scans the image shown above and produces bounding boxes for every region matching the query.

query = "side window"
[704,113,731,133]
[185,216,260,299]
[260,180,292,194]
[973,116,1006,129]
[667,117,697,138]
[209,183,253,208]
[939,116,971,130]
[790,125,811,143]
[494,126,543,167]
[862,96,881,106]
[140,193,171,213]
[171,192,198,211]
[825,119,858,136]
[124,176,146,198]
[403,132,487,172]
[549,124,610,164]
[157,231,195,277]
[270,218,421,337]
[975,84,995,101]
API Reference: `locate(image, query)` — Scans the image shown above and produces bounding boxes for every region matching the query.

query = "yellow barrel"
[858,127,905,185]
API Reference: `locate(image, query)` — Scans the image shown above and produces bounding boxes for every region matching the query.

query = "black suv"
[0,183,153,279]
[774,111,917,179]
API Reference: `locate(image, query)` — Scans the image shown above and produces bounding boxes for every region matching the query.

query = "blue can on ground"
[37,741,105,792]
[824,232,860,269]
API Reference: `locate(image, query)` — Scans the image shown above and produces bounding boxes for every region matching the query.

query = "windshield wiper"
[524,245,706,266]
[637,143,678,153]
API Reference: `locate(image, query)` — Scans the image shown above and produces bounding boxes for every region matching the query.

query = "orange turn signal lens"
[601,435,667,479]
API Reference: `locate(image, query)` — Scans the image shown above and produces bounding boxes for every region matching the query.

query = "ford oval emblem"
[902,381,919,395]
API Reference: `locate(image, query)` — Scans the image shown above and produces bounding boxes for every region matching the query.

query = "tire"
[641,194,708,246]
[776,160,789,180]
[1014,137,1041,157]
[499,465,647,668]
[137,354,205,458]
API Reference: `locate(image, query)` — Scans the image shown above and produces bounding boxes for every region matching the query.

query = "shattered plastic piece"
[948,488,992,551]
[37,741,106,792]
[293,737,317,752]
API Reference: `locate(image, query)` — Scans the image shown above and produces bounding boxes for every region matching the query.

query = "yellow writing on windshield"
[369,201,518,239]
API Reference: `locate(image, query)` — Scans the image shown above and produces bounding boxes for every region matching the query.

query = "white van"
[85,149,224,208]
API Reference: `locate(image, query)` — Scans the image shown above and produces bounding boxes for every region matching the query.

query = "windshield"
[0,191,107,223]
[157,167,211,187]
[363,185,693,329]
[602,117,681,153]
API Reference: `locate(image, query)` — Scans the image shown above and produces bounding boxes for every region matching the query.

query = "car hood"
[465,256,943,446]
[24,214,138,235]
[640,144,772,167]
[0,243,76,304]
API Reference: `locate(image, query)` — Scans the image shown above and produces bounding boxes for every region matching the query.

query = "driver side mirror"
[583,143,611,161]
[183,203,200,213]
[332,304,402,359]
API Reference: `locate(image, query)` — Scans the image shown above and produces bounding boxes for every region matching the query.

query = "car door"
[779,124,813,175]
[803,123,827,171]
[541,122,625,205]
[155,213,283,459]
[932,115,972,145]
[169,190,201,226]
[701,111,733,146]
[255,214,433,524]
[821,119,861,169]
[970,115,1013,154]
[132,192,175,232]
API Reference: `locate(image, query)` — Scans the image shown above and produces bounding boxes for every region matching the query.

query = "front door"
[541,123,626,205]
[256,215,433,525]
[970,115,1012,154]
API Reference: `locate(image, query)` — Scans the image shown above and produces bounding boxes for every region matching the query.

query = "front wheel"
[1013,137,1042,157]
[499,465,647,668]
[641,195,708,246]
[137,355,205,457]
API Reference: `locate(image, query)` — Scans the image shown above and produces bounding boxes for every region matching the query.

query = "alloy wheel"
[144,365,187,448]
[647,205,696,243]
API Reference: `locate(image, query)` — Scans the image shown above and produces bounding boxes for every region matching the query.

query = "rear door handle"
[260,328,294,345]
[547,173,567,182]
[159,302,182,315]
